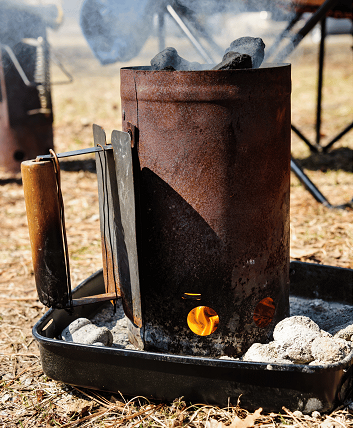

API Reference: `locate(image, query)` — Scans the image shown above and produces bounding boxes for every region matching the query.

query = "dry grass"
[0,30,352,427]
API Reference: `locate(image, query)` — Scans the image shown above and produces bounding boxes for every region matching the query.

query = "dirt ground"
[0,25,352,427]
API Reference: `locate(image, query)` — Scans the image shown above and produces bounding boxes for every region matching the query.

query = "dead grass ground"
[0,32,352,427]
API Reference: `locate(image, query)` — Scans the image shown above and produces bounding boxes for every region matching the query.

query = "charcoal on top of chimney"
[150,47,207,71]
[212,52,252,71]
[150,37,265,71]
[225,37,265,69]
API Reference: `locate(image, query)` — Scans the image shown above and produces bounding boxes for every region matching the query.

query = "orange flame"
[253,297,275,328]
[187,306,219,336]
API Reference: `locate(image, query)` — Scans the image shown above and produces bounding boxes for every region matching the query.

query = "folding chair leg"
[291,158,352,209]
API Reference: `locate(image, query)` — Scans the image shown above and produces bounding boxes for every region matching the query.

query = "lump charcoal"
[62,318,91,336]
[242,342,292,364]
[334,323,353,341]
[151,47,180,70]
[310,336,352,364]
[273,315,322,345]
[61,317,113,347]
[212,51,252,70]
[162,65,176,71]
[150,47,203,71]
[225,37,265,69]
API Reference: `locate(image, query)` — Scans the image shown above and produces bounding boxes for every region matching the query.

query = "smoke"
[0,0,300,100]
[0,0,61,79]
[78,0,295,66]
[80,0,157,64]
[0,0,298,98]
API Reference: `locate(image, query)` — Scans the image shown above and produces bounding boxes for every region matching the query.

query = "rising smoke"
[79,0,294,66]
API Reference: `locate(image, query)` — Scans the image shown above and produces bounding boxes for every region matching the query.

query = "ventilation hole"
[253,297,275,328]
[187,306,219,336]
[13,150,25,161]
[182,292,201,300]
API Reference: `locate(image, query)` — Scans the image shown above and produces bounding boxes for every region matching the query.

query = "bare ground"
[0,33,352,427]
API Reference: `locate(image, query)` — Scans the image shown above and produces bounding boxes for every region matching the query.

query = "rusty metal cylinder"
[21,159,68,308]
[121,64,291,357]
[0,10,54,174]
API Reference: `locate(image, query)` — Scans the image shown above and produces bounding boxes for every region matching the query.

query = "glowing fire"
[182,293,201,300]
[253,297,275,328]
[187,306,219,336]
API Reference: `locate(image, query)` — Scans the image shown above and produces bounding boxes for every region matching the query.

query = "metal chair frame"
[157,0,352,209]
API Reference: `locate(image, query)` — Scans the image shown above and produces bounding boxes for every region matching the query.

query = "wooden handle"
[21,159,69,308]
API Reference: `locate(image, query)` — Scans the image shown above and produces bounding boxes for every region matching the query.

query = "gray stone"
[225,37,265,68]
[212,52,252,70]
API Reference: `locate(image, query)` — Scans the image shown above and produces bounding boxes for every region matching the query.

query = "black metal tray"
[33,261,353,413]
